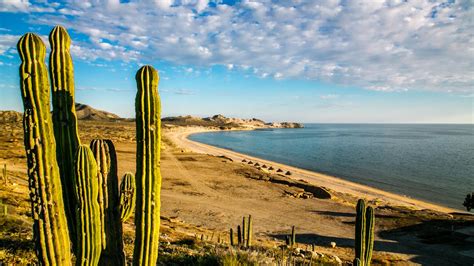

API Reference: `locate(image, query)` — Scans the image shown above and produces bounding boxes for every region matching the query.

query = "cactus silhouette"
[90,139,126,265]
[133,65,162,266]
[17,32,72,265]
[74,145,102,266]
[230,228,234,246]
[242,216,247,247]
[354,199,375,266]
[49,26,81,246]
[120,172,136,222]
[237,225,242,246]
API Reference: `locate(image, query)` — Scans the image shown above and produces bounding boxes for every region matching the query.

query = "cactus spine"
[247,215,252,247]
[74,145,102,266]
[354,199,375,266]
[49,26,81,246]
[90,139,125,265]
[120,172,136,222]
[17,33,72,265]
[133,65,162,266]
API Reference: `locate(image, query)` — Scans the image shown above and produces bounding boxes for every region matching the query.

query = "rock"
[242,159,247,162]
[277,168,283,173]
[333,255,342,264]
[330,242,336,248]
[285,171,292,175]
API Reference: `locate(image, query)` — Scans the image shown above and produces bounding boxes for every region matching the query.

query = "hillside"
[75,103,121,121]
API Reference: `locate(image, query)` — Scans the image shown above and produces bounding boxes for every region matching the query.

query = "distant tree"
[463,193,474,212]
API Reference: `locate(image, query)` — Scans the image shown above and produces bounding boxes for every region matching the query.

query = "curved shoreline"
[165,126,460,214]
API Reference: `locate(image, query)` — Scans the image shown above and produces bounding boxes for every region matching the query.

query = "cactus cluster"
[17,26,162,265]
[230,215,253,248]
[354,199,375,266]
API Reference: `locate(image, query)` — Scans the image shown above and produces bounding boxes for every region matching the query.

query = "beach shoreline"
[166,125,460,214]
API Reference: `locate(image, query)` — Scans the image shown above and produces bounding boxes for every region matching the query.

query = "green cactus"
[247,215,252,247]
[133,65,162,266]
[291,225,296,248]
[74,145,102,266]
[354,199,375,266]
[17,32,72,265]
[364,206,375,266]
[120,172,136,222]
[237,225,242,246]
[230,228,234,246]
[49,26,81,246]
[242,216,247,247]
[90,139,126,265]
[355,199,366,262]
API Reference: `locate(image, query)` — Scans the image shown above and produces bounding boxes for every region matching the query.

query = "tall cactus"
[354,199,375,266]
[74,145,101,266]
[49,26,81,245]
[237,225,242,246]
[17,32,72,265]
[229,228,234,246]
[120,172,136,222]
[247,215,253,247]
[364,206,375,266]
[90,139,125,265]
[355,199,366,262]
[133,65,162,266]
[242,216,247,247]
[291,225,296,248]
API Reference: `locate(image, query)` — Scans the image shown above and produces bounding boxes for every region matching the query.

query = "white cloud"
[320,94,339,100]
[1,0,473,93]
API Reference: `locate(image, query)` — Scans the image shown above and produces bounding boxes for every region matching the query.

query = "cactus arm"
[133,65,162,266]
[49,26,81,246]
[364,206,375,266]
[120,172,136,222]
[17,32,72,265]
[74,145,102,266]
[355,199,366,261]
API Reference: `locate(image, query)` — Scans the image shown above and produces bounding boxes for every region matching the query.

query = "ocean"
[189,124,474,210]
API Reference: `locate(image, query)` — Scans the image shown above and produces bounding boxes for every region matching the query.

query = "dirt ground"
[1,119,473,265]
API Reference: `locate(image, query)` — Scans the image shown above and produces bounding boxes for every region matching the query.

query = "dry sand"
[167,126,458,214]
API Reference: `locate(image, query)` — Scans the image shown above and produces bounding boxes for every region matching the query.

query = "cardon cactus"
[237,225,242,246]
[242,216,247,247]
[17,32,72,265]
[353,258,361,266]
[229,228,234,246]
[90,139,125,265]
[364,206,375,266]
[49,25,81,245]
[133,65,162,266]
[355,199,366,262]
[120,172,136,222]
[74,145,102,266]
[247,215,252,247]
[291,225,296,247]
[354,199,375,266]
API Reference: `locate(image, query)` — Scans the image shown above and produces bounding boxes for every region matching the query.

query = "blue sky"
[0,0,472,123]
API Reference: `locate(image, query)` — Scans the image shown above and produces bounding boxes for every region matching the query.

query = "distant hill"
[162,114,303,129]
[75,103,121,121]
[0,111,22,123]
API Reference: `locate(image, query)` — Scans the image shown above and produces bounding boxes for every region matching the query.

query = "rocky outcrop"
[0,111,22,123]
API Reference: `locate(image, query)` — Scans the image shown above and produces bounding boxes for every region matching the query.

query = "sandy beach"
[167,126,458,214]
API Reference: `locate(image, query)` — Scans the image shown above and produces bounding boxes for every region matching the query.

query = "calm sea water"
[189,124,474,210]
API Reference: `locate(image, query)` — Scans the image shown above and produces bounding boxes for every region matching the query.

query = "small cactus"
[229,228,234,246]
[242,216,247,247]
[354,199,375,266]
[120,172,136,222]
[90,139,125,265]
[74,145,102,266]
[247,215,252,247]
[237,225,242,246]
[17,32,72,265]
[291,226,296,248]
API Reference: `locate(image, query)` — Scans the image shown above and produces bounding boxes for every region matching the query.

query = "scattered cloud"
[162,88,196,95]
[320,94,339,100]
[1,0,473,93]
